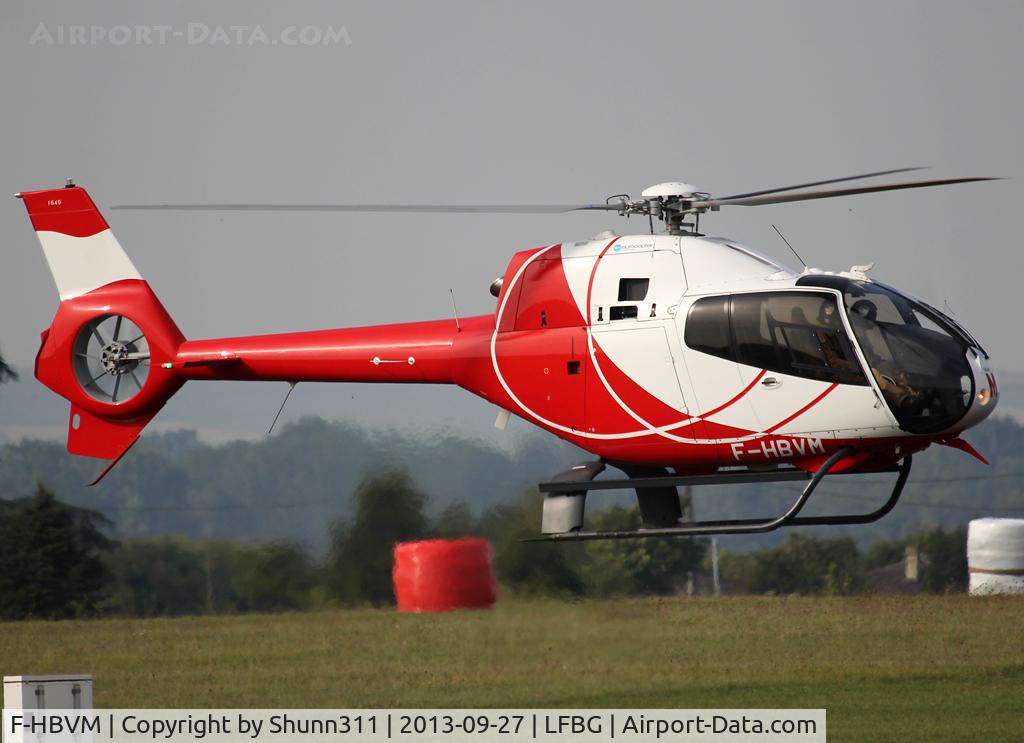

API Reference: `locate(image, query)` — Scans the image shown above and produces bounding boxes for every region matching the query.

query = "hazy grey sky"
[2,0,1021,442]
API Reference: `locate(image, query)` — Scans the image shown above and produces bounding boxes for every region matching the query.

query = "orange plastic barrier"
[393,538,497,613]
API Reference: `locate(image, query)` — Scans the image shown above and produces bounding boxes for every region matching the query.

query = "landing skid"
[533,447,913,541]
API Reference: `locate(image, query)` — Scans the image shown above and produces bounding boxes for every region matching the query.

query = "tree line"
[0,472,972,621]
[0,474,705,619]
[717,527,968,595]
[1,414,1021,558]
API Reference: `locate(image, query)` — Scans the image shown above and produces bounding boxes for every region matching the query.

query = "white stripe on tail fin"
[17,182,141,300]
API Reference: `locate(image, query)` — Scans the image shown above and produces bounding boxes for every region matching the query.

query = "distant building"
[865,546,928,594]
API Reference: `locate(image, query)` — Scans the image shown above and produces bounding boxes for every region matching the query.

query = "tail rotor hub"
[100,340,142,376]
[73,314,150,403]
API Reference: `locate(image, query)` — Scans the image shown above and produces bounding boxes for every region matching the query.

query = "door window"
[685,292,867,385]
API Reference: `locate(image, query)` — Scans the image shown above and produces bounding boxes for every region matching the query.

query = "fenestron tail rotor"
[110,167,1000,235]
[72,314,150,404]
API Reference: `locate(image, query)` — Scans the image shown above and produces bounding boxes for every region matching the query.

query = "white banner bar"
[4,709,824,743]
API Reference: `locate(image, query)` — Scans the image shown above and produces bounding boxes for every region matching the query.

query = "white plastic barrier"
[3,675,92,711]
[968,518,1024,595]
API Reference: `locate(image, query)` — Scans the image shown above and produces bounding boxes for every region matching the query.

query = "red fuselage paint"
[35,274,935,474]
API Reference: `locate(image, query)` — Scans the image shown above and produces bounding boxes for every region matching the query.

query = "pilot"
[872,364,920,410]
[846,299,920,409]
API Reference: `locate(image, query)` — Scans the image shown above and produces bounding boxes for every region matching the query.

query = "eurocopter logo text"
[29,23,352,47]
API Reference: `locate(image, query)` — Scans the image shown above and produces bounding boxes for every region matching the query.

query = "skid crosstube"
[534,448,913,541]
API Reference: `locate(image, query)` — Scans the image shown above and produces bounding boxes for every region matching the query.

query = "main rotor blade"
[693,177,1000,209]
[718,167,927,201]
[111,203,623,214]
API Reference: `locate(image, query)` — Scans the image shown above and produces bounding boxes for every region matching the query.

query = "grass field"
[1,596,1022,742]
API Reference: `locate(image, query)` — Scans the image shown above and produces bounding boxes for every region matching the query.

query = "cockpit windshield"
[797,276,976,434]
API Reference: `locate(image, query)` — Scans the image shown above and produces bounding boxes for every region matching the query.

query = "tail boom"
[173,316,488,384]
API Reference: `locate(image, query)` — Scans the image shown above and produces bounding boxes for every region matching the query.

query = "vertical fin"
[18,185,141,300]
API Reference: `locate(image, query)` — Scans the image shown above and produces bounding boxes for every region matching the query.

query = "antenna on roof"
[771,224,807,272]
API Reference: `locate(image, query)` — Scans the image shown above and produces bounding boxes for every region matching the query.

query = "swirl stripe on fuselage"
[490,241,834,445]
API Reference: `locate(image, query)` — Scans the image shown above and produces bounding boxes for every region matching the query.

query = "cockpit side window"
[841,282,974,433]
[685,292,867,385]
[734,293,867,385]
[794,274,980,433]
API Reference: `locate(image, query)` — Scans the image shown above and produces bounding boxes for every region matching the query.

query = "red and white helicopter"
[17,169,999,539]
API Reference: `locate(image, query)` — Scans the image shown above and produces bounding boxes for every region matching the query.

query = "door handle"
[761,376,781,389]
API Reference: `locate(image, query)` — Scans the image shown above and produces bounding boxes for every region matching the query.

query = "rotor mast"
[606,182,711,235]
